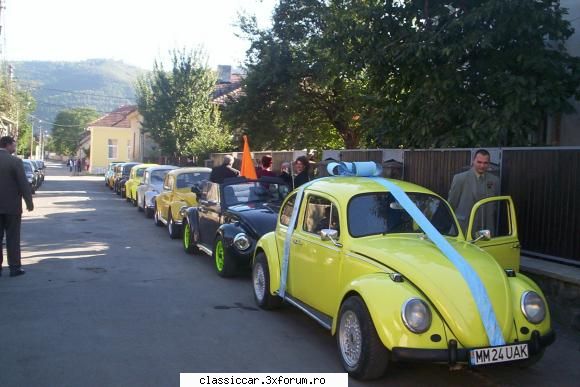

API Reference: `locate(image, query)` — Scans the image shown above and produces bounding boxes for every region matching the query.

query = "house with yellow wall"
[85,105,158,174]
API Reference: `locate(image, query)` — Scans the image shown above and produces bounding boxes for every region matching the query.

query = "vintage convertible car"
[252,170,554,380]
[125,163,158,205]
[153,167,211,238]
[181,176,290,277]
[136,165,178,217]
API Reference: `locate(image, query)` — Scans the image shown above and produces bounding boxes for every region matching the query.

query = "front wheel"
[213,235,236,278]
[168,213,181,239]
[252,252,282,309]
[337,296,389,380]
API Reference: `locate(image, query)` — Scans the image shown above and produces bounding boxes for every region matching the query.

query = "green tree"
[225,0,367,149]
[362,0,580,147]
[0,73,36,156]
[136,49,232,160]
[51,108,99,156]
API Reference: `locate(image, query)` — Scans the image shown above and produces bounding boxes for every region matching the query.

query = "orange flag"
[240,135,257,179]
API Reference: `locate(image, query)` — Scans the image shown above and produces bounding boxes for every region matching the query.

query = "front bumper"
[391,329,555,365]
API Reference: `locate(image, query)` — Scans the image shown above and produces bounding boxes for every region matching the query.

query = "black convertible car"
[180,176,290,277]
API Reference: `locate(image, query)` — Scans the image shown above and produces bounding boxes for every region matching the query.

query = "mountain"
[11,59,145,129]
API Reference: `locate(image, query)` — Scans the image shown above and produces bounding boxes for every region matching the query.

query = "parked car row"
[107,161,554,380]
[22,159,46,193]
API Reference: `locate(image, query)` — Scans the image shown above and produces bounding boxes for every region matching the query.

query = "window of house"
[107,139,118,159]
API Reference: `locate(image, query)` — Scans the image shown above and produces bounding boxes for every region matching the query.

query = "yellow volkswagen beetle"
[154,167,211,239]
[125,163,158,205]
[252,174,554,380]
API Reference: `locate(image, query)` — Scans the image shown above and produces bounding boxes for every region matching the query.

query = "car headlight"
[521,291,546,324]
[233,233,251,251]
[402,298,432,333]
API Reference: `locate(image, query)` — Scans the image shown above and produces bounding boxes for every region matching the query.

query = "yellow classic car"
[252,169,554,380]
[124,163,158,205]
[154,167,211,239]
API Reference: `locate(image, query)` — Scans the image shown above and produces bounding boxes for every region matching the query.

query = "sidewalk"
[521,256,580,331]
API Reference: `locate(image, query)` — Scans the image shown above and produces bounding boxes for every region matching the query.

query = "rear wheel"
[213,235,236,278]
[337,296,389,380]
[253,252,282,309]
[153,205,163,227]
[183,220,200,254]
[145,207,154,218]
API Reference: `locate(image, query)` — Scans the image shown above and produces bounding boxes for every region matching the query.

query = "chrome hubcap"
[339,310,362,368]
[253,263,266,302]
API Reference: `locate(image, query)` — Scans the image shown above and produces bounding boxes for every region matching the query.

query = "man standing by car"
[210,155,239,184]
[0,136,34,277]
[448,149,499,235]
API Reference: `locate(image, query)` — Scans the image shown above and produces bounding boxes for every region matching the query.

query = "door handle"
[292,239,303,245]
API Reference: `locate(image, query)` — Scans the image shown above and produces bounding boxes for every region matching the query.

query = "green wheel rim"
[215,240,225,272]
[184,226,190,249]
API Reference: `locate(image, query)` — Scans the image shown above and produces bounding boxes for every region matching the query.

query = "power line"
[28,113,91,128]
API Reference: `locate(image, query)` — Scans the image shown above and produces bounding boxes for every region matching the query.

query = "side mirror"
[320,229,342,247]
[472,229,491,243]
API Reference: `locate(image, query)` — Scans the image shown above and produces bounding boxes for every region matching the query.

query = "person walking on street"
[448,149,499,235]
[210,155,240,184]
[0,136,34,277]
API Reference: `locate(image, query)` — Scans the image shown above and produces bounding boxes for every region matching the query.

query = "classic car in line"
[153,167,211,238]
[252,176,554,380]
[125,163,158,205]
[114,162,140,197]
[136,165,178,217]
[181,176,290,277]
[105,161,125,188]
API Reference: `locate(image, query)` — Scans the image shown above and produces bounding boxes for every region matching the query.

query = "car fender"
[253,232,280,294]
[332,273,448,351]
[144,191,157,208]
[507,274,552,339]
[169,200,187,222]
[183,207,201,241]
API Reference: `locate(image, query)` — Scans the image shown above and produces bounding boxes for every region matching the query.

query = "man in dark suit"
[0,136,34,277]
[209,155,239,184]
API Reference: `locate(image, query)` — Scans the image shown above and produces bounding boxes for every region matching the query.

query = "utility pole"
[30,121,34,159]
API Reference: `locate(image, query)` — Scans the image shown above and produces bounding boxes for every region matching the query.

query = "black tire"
[145,207,154,218]
[213,235,237,278]
[137,196,144,212]
[153,205,164,227]
[168,212,181,239]
[182,220,201,254]
[336,296,389,380]
[252,252,282,310]
[121,188,126,199]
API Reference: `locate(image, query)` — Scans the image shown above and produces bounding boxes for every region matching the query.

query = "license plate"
[470,343,528,365]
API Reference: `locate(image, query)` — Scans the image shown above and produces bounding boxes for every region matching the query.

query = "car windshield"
[348,192,458,237]
[151,170,170,184]
[223,182,288,206]
[122,165,135,174]
[176,172,210,189]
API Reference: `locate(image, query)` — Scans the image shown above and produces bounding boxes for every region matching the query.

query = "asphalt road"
[1,162,578,387]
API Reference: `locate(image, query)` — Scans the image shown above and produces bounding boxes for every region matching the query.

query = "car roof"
[303,177,438,200]
[131,163,158,170]
[144,165,179,172]
[166,167,212,176]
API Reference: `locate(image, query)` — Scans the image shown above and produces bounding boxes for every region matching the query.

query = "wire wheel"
[339,310,363,368]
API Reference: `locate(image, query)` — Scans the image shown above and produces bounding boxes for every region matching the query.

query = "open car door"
[467,196,521,271]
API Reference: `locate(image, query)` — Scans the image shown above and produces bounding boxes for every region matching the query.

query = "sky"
[3,0,277,70]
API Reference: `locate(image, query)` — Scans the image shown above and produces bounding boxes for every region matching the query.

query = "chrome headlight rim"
[233,232,251,251]
[520,290,546,324]
[401,297,432,334]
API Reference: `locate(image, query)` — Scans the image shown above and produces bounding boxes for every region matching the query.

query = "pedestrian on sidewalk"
[0,136,34,277]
